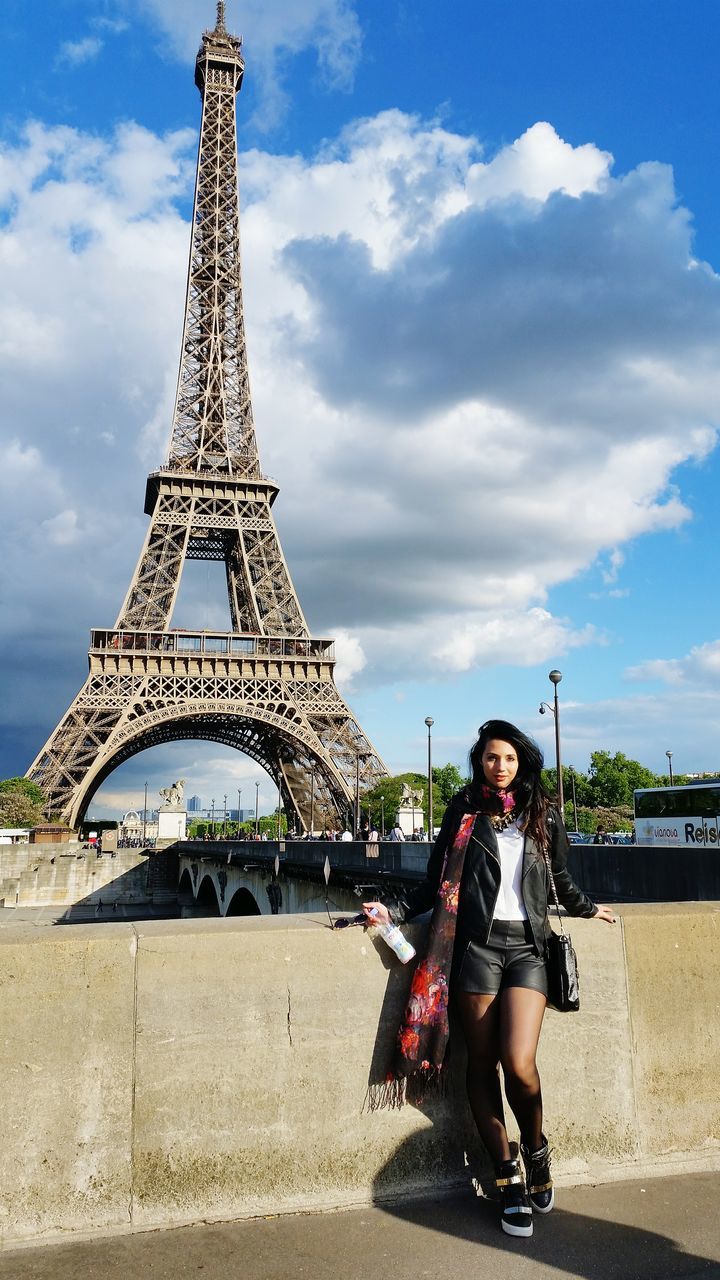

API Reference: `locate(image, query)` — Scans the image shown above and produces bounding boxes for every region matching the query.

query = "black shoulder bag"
[542,850,580,1012]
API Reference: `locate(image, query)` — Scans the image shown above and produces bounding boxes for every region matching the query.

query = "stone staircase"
[147,848,180,908]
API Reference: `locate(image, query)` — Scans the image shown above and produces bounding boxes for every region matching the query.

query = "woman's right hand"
[362,900,391,926]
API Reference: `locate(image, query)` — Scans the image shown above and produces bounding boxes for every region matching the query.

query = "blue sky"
[2,0,719,820]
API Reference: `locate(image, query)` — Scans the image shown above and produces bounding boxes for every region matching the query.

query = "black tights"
[456,986,547,1165]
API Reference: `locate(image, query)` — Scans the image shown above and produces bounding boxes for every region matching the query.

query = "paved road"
[1,1172,718,1280]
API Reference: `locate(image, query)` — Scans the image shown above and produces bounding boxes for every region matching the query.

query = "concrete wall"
[0,846,149,911]
[1,903,719,1247]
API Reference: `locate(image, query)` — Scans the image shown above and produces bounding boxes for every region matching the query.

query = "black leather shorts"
[453,919,548,997]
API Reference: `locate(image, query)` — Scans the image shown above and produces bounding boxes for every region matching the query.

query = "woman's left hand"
[594,904,617,924]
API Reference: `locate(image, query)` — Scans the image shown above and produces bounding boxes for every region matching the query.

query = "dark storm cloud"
[281,163,720,431]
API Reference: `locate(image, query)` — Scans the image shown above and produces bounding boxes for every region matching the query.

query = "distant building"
[187,795,202,812]
[119,810,158,844]
[197,808,253,823]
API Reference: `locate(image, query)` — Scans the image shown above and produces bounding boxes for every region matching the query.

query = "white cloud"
[0,120,196,750]
[3,108,720,780]
[541,688,720,777]
[56,37,104,68]
[332,628,367,690]
[232,115,720,681]
[465,120,611,206]
[626,639,720,687]
[601,550,625,586]
[41,510,81,547]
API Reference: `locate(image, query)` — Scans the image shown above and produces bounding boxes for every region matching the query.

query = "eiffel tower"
[27,3,387,832]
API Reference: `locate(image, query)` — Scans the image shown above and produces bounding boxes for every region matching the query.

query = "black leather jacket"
[396,795,597,955]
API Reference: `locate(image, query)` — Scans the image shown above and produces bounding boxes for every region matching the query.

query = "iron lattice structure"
[27,4,387,831]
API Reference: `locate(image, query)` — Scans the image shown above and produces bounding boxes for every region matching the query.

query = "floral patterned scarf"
[375,810,478,1108]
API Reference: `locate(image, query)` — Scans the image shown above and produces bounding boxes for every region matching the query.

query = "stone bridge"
[176,838,432,919]
[178,851,358,918]
[176,835,720,916]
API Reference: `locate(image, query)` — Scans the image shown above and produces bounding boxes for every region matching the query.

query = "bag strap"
[542,849,566,937]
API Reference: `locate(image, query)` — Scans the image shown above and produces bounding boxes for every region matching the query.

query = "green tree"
[0,777,45,805]
[0,777,46,828]
[587,752,658,809]
[361,766,467,835]
[361,772,426,834]
[542,766,593,816]
[432,763,466,805]
[577,805,634,836]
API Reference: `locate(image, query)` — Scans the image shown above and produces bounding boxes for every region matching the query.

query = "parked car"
[566,831,586,844]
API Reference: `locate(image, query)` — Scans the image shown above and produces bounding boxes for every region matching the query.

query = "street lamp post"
[223,793,227,838]
[568,766,579,832]
[310,767,315,838]
[380,794,385,838]
[354,749,367,836]
[666,750,674,785]
[143,781,148,848]
[237,787,241,836]
[255,781,260,838]
[277,777,282,839]
[425,717,434,840]
[210,798,215,839]
[549,670,564,817]
[539,670,564,817]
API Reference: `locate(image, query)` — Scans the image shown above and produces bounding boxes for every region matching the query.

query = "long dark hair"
[466,719,553,850]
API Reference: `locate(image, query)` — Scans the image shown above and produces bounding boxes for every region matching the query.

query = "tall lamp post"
[425,716,434,840]
[210,798,215,839]
[223,793,227,838]
[380,794,385,838]
[354,749,367,836]
[310,767,315,839]
[143,780,148,848]
[254,781,260,838]
[568,766,579,833]
[539,669,564,817]
[237,787,241,835]
[666,750,674,785]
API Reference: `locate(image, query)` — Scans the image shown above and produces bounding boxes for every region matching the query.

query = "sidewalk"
[1,1172,718,1280]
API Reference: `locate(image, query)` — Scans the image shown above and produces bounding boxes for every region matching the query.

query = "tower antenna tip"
[216,1,226,31]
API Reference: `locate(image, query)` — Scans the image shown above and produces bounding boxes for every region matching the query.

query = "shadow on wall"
[363,929,492,1201]
[366,953,719,1279]
[51,848,180,923]
[362,920,719,1280]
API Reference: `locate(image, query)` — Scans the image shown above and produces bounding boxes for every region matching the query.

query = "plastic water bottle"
[368,909,416,964]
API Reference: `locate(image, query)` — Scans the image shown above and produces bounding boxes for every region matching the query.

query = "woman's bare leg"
[455,991,510,1163]
[498,986,547,1151]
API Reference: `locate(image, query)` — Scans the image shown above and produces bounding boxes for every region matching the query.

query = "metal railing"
[91,631,335,660]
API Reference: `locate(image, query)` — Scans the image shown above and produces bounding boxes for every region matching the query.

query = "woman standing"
[363,719,616,1238]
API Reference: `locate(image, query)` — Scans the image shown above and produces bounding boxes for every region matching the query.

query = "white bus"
[633,781,720,847]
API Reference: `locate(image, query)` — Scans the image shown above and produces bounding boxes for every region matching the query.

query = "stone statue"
[398,782,423,810]
[159,779,186,808]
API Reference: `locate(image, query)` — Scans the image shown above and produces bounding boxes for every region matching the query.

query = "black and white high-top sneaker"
[495,1158,533,1237]
[520,1137,554,1214]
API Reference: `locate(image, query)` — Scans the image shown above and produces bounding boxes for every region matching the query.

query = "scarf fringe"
[365,1064,448,1113]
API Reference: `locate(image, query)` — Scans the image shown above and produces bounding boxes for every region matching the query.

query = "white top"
[492,821,528,921]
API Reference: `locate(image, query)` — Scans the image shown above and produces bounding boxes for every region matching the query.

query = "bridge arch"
[196,875,221,917]
[178,866,195,911]
[226,887,261,916]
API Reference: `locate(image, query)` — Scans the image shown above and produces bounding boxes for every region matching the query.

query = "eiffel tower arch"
[26,3,387,832]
